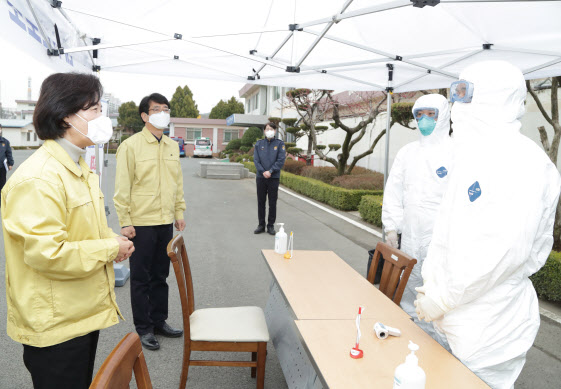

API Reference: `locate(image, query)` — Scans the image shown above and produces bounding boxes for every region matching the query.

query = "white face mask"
[71,113,113,145]
[265,129,275,139]
[149,111,171,129]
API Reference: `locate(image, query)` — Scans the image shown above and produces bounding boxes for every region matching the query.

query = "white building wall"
[2,124,41,147]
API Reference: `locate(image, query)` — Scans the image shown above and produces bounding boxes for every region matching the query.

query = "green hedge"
[243,163,380,211]
[244,162,383,212]
[243,162,256,173]
[358,195,384,227]
[280,171,381,211]
[531,251,561,302]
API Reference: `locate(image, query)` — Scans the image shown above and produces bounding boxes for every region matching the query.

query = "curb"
[278,186,382,238]
[540,307,561,326]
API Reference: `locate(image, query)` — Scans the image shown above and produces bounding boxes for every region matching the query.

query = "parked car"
[171,137,185,157]
[194,137,213,158]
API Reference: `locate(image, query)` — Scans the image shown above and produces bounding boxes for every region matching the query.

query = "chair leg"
[256,343,267,389]
[251,352,257,378]
[179,348,191,389]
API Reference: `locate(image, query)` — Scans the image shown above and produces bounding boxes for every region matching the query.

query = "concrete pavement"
[0,150,559,388]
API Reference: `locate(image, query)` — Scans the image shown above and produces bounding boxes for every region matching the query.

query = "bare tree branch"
[346,129,387,174]
[526,80,554,127]
[349,126,368,149]
[538,126,551,153]
[551,77,559,124]
[550,122,561,165]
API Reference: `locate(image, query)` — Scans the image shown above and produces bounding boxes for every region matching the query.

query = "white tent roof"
[3,0,561,92]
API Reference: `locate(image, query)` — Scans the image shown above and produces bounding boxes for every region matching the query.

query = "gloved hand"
[414,295,446,322]
[386,231,399,249]
[415,286,426,300]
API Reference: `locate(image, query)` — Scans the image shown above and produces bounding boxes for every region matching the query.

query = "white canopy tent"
[3,0,561,194]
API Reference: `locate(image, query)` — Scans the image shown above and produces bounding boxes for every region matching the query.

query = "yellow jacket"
[114,127,186,227]
[2,140,122,348]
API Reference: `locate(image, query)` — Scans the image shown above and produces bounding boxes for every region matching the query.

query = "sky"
[0,45,246,114]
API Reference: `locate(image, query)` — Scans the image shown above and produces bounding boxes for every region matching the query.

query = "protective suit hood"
[412,94,450,146]
[451,60,526,143]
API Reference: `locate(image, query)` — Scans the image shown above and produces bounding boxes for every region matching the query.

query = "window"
[274,86,281,101]
[224,130,239,143]
[185,128,202,141]
[196,139,211,146]
[27,132,30,142]
[34,133,37,141]
[247,99,252,112]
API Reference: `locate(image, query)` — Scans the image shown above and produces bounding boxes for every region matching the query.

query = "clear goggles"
[450,80,474,103]
[413,107,439,121]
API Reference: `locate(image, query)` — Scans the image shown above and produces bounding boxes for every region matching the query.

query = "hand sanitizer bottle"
[393,341,426,389]
[274,223,287,255]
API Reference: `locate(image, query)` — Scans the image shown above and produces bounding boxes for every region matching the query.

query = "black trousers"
[0,167,6,206]
[130,224,173,335]
[23,331,100,389]
[256,178,279,227]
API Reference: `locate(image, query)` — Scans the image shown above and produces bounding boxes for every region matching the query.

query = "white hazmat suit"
[417,61,561,389]
[382,94,452,348]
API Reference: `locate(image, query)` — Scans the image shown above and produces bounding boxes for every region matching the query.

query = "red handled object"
[349,306,364,359]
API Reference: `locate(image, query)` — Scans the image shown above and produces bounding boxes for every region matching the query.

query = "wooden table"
[295,319,488,388]
[262,249,489,389]
[262,249,410,322]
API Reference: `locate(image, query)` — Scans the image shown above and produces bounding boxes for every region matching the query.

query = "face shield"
[450,80,475,103]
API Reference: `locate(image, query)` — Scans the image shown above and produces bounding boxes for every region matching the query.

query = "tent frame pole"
[62,38,176,54]
[326,73,386,89]
[297,0,410,29]
[55,6,95,66]
[24,0,56,53]
[300,47,476,72]
[393,49,483,89]
[523,58,561,75]
[294,0,355,69]
[297,0,546,31]
[382,64,394,242]
[304,30,458,79]
[493,46,561,57]
[253,32,294,77]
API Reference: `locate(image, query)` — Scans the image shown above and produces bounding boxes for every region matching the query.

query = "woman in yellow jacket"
[1,73,134,389]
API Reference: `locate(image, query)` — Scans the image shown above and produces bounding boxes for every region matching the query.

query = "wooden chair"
[167,234,269,389]
[366,241,417,305]
[90,332,152,389]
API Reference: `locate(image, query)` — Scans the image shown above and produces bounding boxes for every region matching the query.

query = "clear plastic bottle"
[274,223,288,255]
[393,341,426,389]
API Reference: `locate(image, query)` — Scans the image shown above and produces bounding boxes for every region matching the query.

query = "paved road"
[0,150,559,388]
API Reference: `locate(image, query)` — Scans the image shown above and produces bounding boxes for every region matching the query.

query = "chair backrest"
[366,241,417,305]
[90,333,152,389]
[167,234,195,338]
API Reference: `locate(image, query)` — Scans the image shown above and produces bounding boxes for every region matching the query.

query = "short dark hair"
[33,73,103,140]
[139,93,170,120]
[265,122,277,130]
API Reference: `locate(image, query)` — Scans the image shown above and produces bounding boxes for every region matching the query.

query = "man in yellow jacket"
[114,92,186,350]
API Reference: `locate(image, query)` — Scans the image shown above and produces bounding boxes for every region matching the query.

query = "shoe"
[140,333,160,350]
[267,226,276,235]
[154,322,183,338]
[254,225,265,234]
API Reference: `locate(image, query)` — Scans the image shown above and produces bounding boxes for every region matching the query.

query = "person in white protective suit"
[414,60,561,389]
[381,94,452,348]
